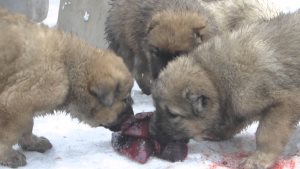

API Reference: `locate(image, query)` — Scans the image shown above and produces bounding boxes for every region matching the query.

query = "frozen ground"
[1,0,300,169]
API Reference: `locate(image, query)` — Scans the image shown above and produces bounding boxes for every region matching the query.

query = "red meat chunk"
[111,112,189,163]
[111,132,153,163]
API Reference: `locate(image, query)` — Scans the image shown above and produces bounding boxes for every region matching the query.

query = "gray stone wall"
[57,0,110,48]
[0,0,49,22]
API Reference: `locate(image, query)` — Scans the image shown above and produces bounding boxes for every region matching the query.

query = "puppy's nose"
[105,104,134,132]
[149,119,158,138]
[149,120,173,146]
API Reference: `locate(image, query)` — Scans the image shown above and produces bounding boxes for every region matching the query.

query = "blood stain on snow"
[209,152,250,169]
[272,159,295,169]
[209,152,296,169]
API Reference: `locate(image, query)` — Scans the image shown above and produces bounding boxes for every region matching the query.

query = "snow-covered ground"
[1,0,300,169]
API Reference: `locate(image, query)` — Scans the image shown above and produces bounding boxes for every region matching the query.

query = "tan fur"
[105,0,218,95]
[204,0,282,31]
[150,10,300,169]
[0,8,133,168]
[148,11,208,52]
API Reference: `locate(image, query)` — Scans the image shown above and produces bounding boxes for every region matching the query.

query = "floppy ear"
[192,27,206,43]
[147,19,159,34]
[89,85,115,107]
[183,89,208,116]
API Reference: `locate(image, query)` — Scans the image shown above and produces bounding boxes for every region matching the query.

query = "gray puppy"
[150,10,300,169]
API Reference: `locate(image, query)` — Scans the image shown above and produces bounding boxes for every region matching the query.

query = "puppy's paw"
[19,135,52,153]
[0,150,26,168]
[238,153,274,169]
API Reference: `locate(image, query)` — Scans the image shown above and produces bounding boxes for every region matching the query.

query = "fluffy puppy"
[0,8,133,168]
[150,10,300,169]
[105,0,218,95]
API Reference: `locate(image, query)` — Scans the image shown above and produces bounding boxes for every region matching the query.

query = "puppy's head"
[67,49,134,131]
[150,56,221,144]
[145,10,210,79]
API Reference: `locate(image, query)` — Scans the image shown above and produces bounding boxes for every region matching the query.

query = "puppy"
[150,10,300,169]
[105,0,281,95]
[0,8,133,168]
[105,0,218,95]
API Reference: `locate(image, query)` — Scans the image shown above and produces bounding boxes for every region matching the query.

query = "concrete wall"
[0,0,49,22]
[57,0,110,48]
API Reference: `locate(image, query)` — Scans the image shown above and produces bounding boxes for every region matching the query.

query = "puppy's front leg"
[0,104,27,168]
[240,100,299,169]
[18,119,52,153]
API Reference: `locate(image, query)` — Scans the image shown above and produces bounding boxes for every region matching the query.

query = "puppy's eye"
[192,28,203,42]
[122,96,133,105]
[193,31,201,39]
[150,46,160,55]
[174,50,185,57]
[165,107,179,118]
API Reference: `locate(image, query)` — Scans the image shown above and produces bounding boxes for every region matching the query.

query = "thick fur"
[105,0,218,95]
[0,9,133,168]
[105,0,281,95]
[150,10,300,169]
[205,0,281,31]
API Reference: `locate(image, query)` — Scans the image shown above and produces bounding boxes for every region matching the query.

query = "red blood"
[272,159,295,169]
[153,140,161,155]
[123,119,150,138]
[208,152,298,169]
[120,112,152,138]
[111,132,153,163]
[120,115,136,132]
[119,138,153,164]
[209,152,251,169]
[134,112,153,119]
[111,112,189,163]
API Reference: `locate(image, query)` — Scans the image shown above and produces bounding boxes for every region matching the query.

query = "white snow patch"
[83,11,90,22]
[42,0,60,27]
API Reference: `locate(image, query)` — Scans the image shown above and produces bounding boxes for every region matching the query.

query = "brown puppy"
[150,10,300,169]
[0,9,133,168]
[105,0,218,95]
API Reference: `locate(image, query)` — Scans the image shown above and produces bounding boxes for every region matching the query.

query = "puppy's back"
[0,8,65,94]
[254,10,300,83]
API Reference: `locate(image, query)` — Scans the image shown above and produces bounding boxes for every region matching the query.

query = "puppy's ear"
[89,85,115,107]
[192,26,206,43]
[147,19,159,34]
[183,89,208,116]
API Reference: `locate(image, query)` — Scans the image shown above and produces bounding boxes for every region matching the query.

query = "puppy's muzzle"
[104,104,134,132]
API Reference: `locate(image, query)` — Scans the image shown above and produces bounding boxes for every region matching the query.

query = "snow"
[42,0,60,27]
[2,0,300,169]
[83,11,90,22]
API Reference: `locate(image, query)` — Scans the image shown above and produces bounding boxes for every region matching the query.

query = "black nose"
[105,104,134,132]
[149,120,174,146]
[150,117,190,146]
